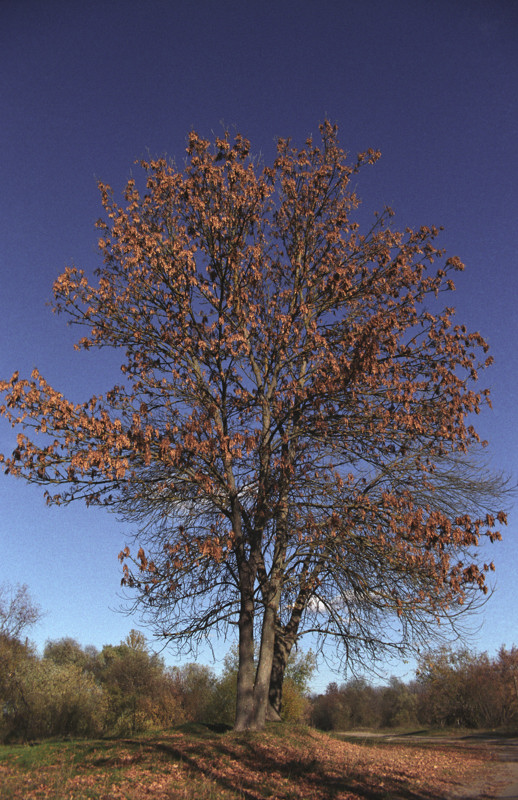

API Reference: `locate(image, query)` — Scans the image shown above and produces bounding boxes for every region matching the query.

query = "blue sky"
[1,0,517,692]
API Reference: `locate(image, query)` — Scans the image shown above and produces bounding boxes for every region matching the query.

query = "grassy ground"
[0,723,498,799]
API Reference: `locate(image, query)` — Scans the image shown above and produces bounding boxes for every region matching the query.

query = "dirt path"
[457,737,518,799]
[337,732,518,799]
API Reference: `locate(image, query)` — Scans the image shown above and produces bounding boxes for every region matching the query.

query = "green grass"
[0,739,75,768]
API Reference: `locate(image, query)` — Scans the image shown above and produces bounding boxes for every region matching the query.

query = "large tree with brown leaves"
[0,123,508,730]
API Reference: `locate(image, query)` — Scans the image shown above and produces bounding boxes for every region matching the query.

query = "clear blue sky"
[1,0,517,693]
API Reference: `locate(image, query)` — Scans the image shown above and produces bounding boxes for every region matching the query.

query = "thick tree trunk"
[268,602,305,718]
[234,589,256,731]
[249,602,278,730]
[235,588,281,730]
[233,493,287,730]
[268,632,291,718]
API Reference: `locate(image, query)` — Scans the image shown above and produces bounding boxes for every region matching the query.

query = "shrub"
[1,645,106,742]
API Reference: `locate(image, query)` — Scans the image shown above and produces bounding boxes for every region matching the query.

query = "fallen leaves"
[0,726,498,800]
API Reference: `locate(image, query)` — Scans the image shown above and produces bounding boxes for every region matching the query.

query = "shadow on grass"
[88,724,462,800]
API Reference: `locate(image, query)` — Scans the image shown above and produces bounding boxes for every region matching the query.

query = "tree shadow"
[139,727,459,800]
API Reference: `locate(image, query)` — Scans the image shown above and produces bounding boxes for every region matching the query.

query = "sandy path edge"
[336,732,518,799]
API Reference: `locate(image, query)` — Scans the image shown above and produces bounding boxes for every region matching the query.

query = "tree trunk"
[268,600,305,718]
[234,589,256,731]
[235,585,281,730]
[268,631,291,718]
[248,601,278,730]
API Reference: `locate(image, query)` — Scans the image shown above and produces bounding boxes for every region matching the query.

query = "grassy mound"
[0,723,495,799]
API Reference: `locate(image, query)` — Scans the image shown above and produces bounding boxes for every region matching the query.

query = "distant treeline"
[310,645,518,732]
[1,628,517,742]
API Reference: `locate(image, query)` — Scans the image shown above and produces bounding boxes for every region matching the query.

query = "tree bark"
[235,571,282,730]
[249,600,278,730]
[268,631,291,717]
[268,598,306,717]
[234,590,256,731]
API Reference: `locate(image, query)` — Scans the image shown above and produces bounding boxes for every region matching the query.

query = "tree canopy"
[0,122,508,730]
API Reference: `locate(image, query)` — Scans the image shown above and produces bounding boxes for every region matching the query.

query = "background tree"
[493,646,518,727]
[172,662,218,725]
[43,636,99,673]
[0,583,42,641]
[0,635,37,742]
[1,637,106,742]
[310,682,351,731]
[278,648,316,723]
[379,676,418,729]
[208,645,315,727]
[415,645,518,730]
[206,648,240,727]
[0,123,509,730]
[95,629,178,734]
[415,646,490,728]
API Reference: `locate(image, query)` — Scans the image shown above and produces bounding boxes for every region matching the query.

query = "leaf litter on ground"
[0,724,500,799]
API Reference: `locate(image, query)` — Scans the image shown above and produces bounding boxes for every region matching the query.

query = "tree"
[0,583,42,641]
[0,634,36,742]
[96,630,174,734]
[209,645,315,727]
[493,646,518,727]
[43,636,99,673]
[416,644,518,730]
[0,636,106,742]
[310,681,351,731]
[280,649,316,723]
[379,676,417,729]
[415,646,492,728]
[174,662,219,724]
[0,122,509,731]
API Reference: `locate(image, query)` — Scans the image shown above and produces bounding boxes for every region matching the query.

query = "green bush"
[1,640,106,742]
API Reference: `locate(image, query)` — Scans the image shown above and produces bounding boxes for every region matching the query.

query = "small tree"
[416,644,518,730]
[310,682,351,731]
[0,638,106,742]
[174,662,219,724]
[0,584,42,641]
[210,645,315,726]
[279,649,315,723]
[0,123,510,730]
[0,634,36,742]
[97,630,172,734]
[494,646,518,727]
[379,676,418,729]
[415,646,486,728]
[44,637,99,672]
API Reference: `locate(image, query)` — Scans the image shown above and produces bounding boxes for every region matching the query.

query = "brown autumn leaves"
[0,122,508,730]
[0,726,498,800]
